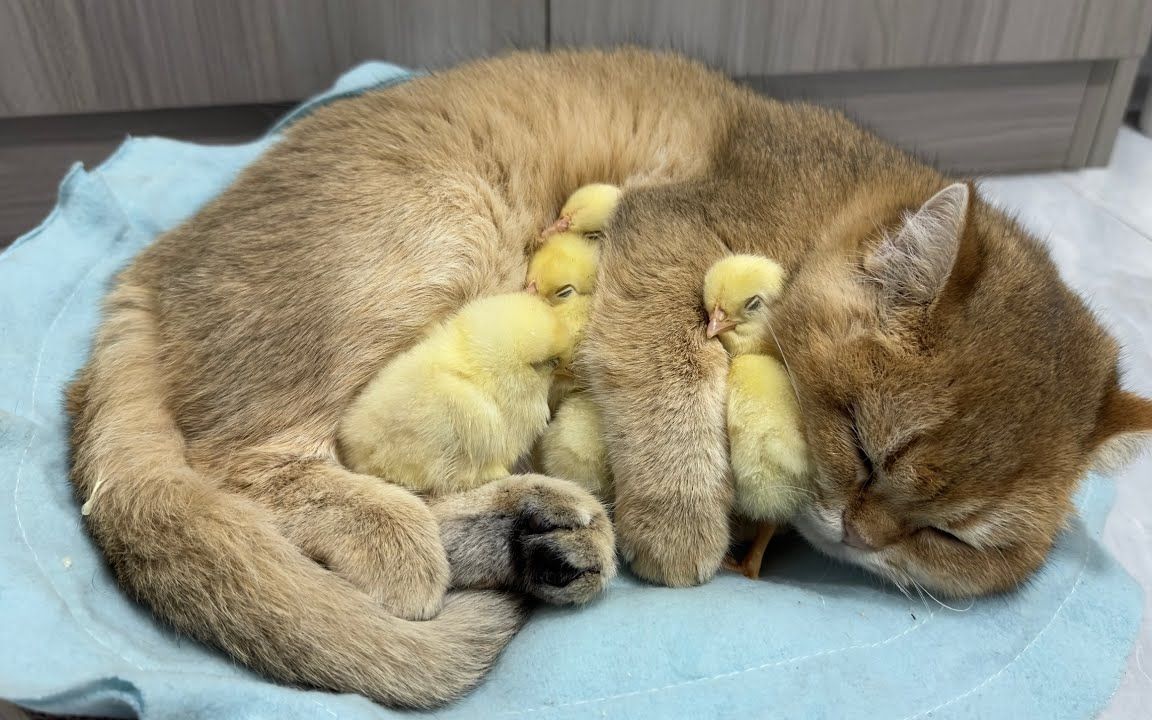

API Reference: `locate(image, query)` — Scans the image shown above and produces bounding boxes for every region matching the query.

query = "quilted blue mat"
[0,62,1141,720]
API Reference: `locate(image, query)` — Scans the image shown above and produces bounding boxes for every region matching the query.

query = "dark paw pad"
[512,524,606,604]
[523,539,591,588]
[497,476,617,604]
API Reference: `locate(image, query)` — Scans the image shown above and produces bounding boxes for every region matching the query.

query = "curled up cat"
[66,49,1152,707]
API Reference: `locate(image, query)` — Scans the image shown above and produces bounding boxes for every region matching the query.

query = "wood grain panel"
[551,0,1152,75]
[743,61,1092,173]
[0,0,546,117]
[0,104,290,247]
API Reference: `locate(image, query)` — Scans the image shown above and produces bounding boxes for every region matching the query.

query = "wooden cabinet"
[0,0,546,116]
[745,62,1096,173]
[1,0,1151,245]
[550,0,1152,73]
[550,0,1152,170]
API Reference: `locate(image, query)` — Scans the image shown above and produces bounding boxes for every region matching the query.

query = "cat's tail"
[66,281,525,708]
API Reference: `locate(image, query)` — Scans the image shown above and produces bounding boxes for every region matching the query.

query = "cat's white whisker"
[911,578,973,613]
[765,319,804,412]
[770,484,819,500]
[907,577,933,616]
[891,577,914,602]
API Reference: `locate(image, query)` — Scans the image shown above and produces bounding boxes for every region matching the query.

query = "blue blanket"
[0,62,1141,720]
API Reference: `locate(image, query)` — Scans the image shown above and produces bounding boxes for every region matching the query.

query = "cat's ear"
[1090,387,1152,473]
[866,182,969,305]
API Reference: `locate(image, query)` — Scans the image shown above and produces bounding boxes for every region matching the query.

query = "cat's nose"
[841,512,876,551]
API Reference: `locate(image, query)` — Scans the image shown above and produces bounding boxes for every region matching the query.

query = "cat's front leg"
[582,285,734,587]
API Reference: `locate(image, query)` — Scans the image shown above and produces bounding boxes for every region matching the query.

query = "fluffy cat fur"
[66,48,1152,706]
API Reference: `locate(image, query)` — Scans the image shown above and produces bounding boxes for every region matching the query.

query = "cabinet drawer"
[552,0,1152,75]
[0,0,546,117]
[745,61,1093,173]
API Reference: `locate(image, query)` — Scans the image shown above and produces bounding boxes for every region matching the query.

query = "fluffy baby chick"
[703,254,788,356]
[536,392,613,501]
[526,230,600,408]
[526,225,614,497]
[724,354,813,578]
[338,292,573,497]
[703,254,814,579]
[526,231,601,304]
[541,183,622,238]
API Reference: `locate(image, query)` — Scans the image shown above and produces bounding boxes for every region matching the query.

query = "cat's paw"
[434,474,616,604]
[509,477,617,604]
[318,486,451,620]
[363,534,451,621]
[616,506,728,587]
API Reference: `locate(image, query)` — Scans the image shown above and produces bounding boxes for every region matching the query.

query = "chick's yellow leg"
[739,522,777,579]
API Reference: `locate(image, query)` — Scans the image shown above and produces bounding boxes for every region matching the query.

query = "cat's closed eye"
[847,415,875,486]
[920,526,971,548]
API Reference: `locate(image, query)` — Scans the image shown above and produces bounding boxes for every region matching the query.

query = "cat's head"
[771,181,1152,596]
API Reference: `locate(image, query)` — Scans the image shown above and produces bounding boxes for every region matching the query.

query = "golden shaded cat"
[66,48,1152,707]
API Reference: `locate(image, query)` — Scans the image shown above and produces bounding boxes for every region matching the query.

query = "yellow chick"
[338,292,573,497]
[525,230,601,408]
[535,392,613,501]
[703,255,814,579]
[703,254,788,356]
[541,183,622,238]
[526,231,601,304]
[546,295,592,410]
[526,221,615,498]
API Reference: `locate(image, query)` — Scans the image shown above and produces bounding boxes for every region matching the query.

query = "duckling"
[703,254,814,579]
[338,292,572,497]
[541,183,622,238]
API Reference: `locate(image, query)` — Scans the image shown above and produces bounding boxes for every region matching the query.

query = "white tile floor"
[982,127,1152,719]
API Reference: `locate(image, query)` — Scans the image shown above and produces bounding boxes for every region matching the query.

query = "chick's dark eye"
[744,295,763,312]
[533,355,561,372]
[555,285,576,299]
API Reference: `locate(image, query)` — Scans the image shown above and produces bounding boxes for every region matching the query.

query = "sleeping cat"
[66,48,1152,707]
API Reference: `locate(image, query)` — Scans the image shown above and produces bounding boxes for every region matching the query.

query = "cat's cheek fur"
[793,501,1045,598]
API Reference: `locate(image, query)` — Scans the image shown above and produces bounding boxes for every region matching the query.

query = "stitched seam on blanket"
[895,480,1097,720]
[12,257,142,670]
[499,610,937,716]
[11,248,344,719]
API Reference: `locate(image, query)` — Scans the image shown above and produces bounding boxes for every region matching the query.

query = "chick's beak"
[525,281,538,295]
[707,308,737,338]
